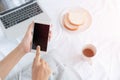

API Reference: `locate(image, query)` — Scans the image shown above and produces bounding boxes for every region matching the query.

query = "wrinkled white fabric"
[5,54,82,80]
[1,0,120,80]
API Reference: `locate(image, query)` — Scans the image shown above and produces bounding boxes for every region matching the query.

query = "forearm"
[0,44,26,79]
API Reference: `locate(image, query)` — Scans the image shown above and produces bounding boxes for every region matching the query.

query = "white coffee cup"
[82,44,96,64]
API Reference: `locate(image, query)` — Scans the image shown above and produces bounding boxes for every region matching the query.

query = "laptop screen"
[0,0,34,14]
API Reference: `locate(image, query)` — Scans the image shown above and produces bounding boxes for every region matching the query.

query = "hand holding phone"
[32,23,50,52]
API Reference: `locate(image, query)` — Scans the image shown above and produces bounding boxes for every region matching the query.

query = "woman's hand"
[0,23,34,79]
[18,22,52,54]
[32,46,51,80]
[18,22,34,54]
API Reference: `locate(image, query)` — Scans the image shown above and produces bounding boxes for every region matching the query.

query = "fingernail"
[37,45,41,53]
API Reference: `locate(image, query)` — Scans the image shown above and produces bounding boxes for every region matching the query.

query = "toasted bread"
[67,10,84,26]
[63,13,79,31]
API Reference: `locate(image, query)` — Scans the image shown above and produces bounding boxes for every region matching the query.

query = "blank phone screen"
[32,23,50,51]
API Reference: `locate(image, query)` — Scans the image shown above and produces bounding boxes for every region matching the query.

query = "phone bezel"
[31,22,50,53]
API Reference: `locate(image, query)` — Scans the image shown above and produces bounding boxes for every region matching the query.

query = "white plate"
[59,7,92,34]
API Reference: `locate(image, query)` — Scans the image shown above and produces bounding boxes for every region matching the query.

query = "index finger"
[35,45,41,62]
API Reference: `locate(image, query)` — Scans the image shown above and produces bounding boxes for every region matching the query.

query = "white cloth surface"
[6,54,107,80]
[0,0,120,80]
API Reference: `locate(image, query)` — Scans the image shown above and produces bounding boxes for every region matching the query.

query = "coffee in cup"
[82,44,96,58]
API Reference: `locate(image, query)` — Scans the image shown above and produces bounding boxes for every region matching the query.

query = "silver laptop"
[0,0,50,42]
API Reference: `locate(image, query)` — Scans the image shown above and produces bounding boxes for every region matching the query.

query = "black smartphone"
[32,23,50,52]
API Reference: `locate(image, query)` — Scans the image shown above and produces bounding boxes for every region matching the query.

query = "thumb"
[27,22,34,34]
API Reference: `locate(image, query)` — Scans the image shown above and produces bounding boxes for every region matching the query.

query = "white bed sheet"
[1,0,120,80]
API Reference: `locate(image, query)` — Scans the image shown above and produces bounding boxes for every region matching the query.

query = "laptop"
[0,0,51,42]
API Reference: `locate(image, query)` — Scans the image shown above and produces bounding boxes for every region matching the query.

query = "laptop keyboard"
[0,2,43,29]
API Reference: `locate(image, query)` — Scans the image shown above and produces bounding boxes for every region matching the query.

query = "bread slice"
[63,13,79,31]
[67,9,84,26]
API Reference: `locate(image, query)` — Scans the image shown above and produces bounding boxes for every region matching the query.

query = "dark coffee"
[83,48,95,57]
